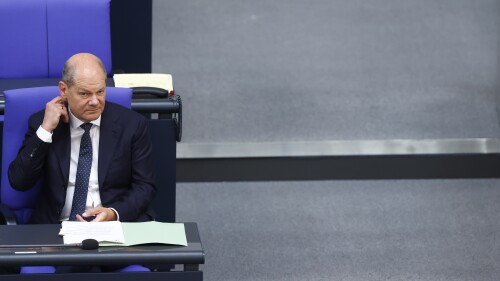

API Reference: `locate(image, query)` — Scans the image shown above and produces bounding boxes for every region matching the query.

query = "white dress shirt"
[36,109,104,221]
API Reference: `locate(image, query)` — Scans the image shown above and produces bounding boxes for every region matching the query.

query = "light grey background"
[153,0,499,143]
[177,179,500,281]
[152,1,500,280]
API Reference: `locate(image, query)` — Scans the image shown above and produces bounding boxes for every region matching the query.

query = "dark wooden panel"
[110,0,152,73]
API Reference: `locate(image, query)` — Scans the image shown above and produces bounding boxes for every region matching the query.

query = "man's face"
[60,67,106,123]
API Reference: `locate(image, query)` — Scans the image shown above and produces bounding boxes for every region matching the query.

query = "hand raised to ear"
[41,96,68,132]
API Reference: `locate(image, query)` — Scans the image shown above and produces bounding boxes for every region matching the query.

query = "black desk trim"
[0,223,204,267]
[0,271,202,281]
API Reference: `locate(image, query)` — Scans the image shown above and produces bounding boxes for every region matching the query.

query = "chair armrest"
[171,94,182,142]
[132,87,169,98]
[0,204,18,225]
[131,87,182,142]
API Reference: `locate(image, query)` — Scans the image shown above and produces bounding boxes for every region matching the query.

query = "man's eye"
[79,93,88,97]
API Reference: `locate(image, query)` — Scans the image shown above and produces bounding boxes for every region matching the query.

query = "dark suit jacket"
[8,102,157,224]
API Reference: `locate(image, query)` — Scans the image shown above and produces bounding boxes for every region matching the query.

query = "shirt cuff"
[36,126,53,143]
[109,208,120,221]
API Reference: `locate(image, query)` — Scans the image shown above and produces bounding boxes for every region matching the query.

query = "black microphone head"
[81,239,99,250]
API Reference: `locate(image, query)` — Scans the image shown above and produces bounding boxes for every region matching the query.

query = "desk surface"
[0,223,204,267]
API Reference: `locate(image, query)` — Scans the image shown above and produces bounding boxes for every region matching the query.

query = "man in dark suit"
[8,53,156,224]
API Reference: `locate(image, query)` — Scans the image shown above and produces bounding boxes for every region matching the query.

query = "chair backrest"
[0,0,48,78]
[0,0,112,78]
[1,86,132,224]
[47,0,112,77]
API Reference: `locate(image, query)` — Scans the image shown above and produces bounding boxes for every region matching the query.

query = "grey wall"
[153,0,500,143]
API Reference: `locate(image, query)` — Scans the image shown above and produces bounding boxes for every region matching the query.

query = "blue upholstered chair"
[1,86,148,274]
[0,0,112,79]
[0,0,112,123]
[0,0,47,78]
[46,0,112,77]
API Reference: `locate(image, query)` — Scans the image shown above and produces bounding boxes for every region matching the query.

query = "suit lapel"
[53,123,71,187]
[98,105,121,188]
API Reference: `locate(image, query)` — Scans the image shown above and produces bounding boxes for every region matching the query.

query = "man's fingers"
[82,209,98,217]
[50,96,66,109]
[75,214,87,222]
[80,212,99,222]
[41,96,68,132]
[93,213,106,222]
[81,208,115,222]
[83,208,104,217]
[50,95,63,103]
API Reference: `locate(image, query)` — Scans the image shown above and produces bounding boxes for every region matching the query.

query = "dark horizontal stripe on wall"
[177,154,500,182]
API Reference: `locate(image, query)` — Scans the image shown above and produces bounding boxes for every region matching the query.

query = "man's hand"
[41,96,69,132]
[76,207,117,222]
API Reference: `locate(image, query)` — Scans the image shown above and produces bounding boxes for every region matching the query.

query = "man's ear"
[59,81,68,99]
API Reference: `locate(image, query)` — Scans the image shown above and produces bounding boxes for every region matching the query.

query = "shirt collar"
[69,107,101,130]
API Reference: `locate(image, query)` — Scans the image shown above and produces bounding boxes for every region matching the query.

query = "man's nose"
[88,94,98,105]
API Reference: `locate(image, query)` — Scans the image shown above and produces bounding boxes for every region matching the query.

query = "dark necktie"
[69,123,93,221]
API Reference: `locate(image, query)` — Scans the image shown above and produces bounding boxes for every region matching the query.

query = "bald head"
[61,53,107,87]
[58,53,107,122]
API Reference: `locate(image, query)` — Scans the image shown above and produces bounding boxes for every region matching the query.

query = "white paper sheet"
[60,221,125,245]
[113,73,173,91]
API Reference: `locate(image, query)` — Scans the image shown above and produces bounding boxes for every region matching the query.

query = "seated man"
[8,53,156,272]
[8,53,156,273]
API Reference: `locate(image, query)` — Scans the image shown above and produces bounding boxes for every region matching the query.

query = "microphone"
[0,238,99,250]
[80,238,99,250]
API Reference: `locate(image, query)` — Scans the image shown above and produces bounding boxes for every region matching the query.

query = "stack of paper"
[113,73,174,92]
[60,221,187,247]
[60,221,125,245]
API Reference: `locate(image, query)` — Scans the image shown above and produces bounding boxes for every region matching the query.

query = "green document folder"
[99,221,187,247]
